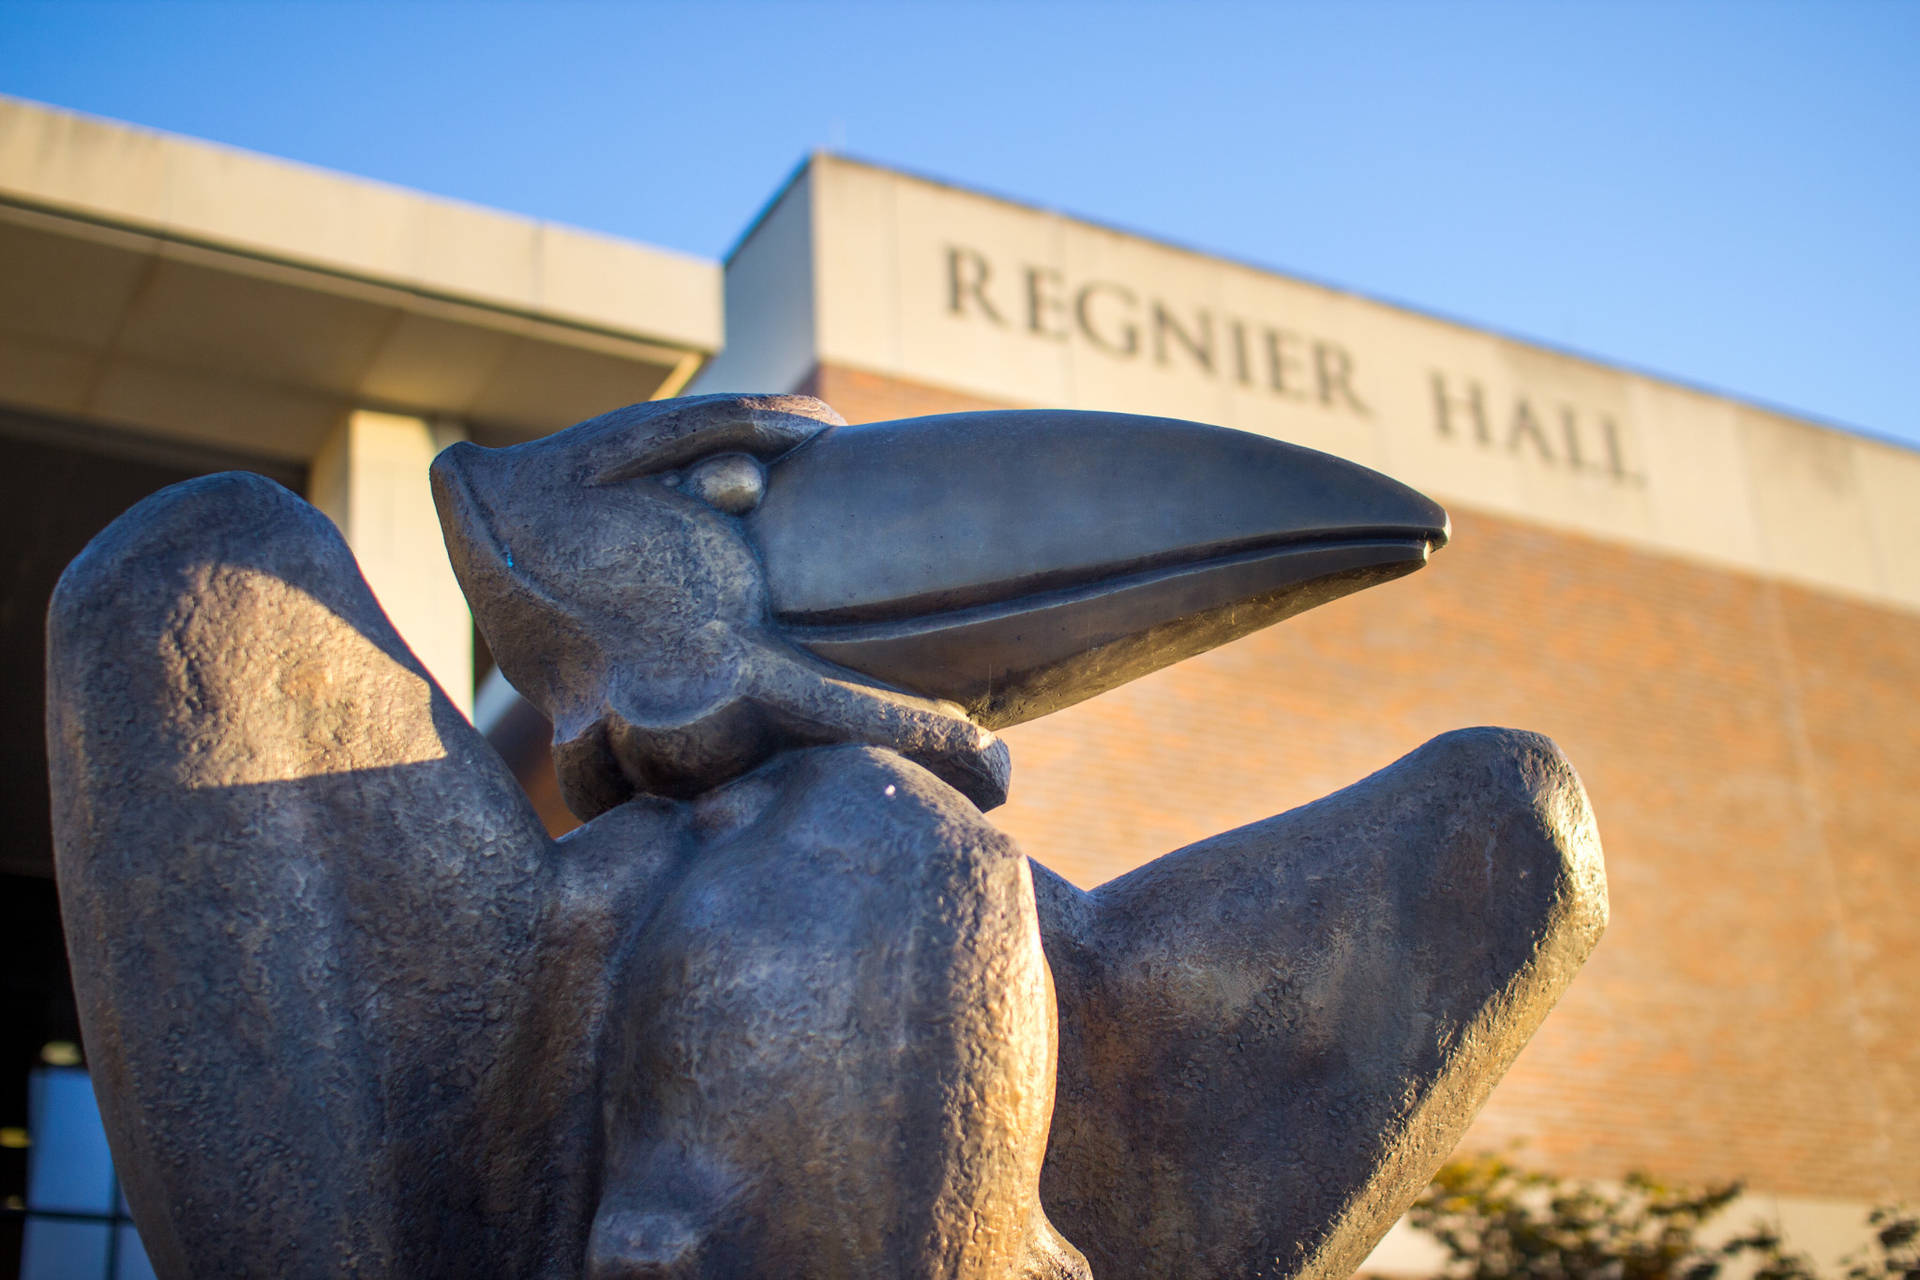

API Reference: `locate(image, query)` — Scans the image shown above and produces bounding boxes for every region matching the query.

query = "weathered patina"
[47,394,1605,1278]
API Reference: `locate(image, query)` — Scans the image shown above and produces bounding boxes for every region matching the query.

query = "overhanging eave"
[0,95,721,459]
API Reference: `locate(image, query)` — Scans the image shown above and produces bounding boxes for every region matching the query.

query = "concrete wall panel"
[796,156,1918,616]
[688,170,818,397]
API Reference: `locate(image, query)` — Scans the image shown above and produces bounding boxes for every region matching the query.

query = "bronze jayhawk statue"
[46,394,1605,1279]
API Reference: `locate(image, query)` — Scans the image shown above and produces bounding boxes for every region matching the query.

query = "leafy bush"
[1393,1152,1916,1280]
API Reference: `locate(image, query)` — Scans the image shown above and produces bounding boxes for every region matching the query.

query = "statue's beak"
[748,410,1449,729]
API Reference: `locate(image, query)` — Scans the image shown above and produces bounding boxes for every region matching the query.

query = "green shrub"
[1393,1153,1916,1280]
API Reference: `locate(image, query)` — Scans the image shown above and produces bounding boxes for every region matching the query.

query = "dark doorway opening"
[0,407,305,1278]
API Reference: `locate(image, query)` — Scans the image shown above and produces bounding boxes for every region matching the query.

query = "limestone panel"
[410,196,540,312]
[1630,379,1765,573]
[812,158,902,377]
[0,214,150,349]
[1,95,722,366]
[537,221,722,348]
[1055,219,1231,424]
[1854,436,1920,608]
[1740,408,1881,599]
[160,129,423,284]
[470,338,679,436]
[790,157,1917,617]
[884,174,1074,406]
[87,356,343,461]
[113,253,395,391]
[356,310,517,415]
[1487,342,1652,538]
[0,96,172,229]
[1366,317,1529,516]
[1216,265,1389,470]
[690,171,818,397]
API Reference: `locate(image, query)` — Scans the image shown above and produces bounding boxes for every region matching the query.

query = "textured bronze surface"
[47,395,1604,1278]
[1036,727,1606,1280]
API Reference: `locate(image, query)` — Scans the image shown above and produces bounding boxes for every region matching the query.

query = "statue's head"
[431,394,1448,819]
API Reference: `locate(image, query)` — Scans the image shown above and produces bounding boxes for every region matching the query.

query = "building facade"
[2,96,1914,1274]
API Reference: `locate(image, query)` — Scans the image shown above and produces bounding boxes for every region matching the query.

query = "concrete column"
[309,410,473,717]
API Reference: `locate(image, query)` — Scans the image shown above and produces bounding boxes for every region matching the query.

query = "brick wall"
[805,361,1919,1203]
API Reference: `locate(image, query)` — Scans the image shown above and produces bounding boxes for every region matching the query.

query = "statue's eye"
[683,453,766,515]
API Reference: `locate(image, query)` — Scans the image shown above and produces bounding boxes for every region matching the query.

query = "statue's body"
[46,396,1606,1279]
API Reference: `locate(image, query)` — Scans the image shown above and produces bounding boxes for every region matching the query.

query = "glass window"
[15,1069,155,1280]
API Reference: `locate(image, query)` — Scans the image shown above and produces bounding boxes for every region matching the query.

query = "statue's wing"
[46,473,650,1279]
[1032,727,1608,1280]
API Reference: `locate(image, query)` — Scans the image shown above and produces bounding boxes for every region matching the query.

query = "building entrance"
[0,411,301,1279]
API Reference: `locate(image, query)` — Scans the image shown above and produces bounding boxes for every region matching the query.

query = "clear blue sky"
[3,1,1915,446]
